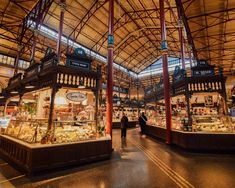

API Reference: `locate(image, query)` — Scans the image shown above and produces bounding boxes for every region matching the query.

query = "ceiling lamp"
[25,85,35,89]
[10,91,18,94]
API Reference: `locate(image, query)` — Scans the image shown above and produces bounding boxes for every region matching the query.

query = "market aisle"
[0,129,235,188]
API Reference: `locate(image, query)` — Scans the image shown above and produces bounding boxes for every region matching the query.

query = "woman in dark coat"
[139,112,147,135]
[121,114,128,138]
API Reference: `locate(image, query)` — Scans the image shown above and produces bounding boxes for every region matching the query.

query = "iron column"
[106,0,114,137]
[56,0,66,61]
[160,0,172,144]
[178,16,185,69]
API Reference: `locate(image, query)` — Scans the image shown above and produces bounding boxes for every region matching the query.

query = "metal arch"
[113,27,162,59]
[13,0,54,73]
[90,8,160,51]
[175,0,198,60]
[19,0,54,43]
[115,40,157,63]
[114,34,180,66]
[114,0,161,68]
[67,0,108,51]
[134,54,160,73]
[121,47,157,68]
[90,1,181,71]
[180,0,235,73]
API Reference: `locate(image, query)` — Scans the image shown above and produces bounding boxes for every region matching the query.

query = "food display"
[146,103,187,131]
[112,107,139,122]
[5,120,47,143]
[53,125,96,143]
[4,120,101,144]
[192,115,233,132]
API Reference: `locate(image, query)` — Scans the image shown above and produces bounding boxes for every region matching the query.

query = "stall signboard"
[192,60,215,77]
[67,59,90,70]
[66,48,91,70]
[193,69,214,76]
[197,60,208,67]
[0,117,10,128]
[102,84,128,94]
[66,92,87,102]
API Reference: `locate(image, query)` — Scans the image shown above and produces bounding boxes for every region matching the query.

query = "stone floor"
[1,129,235,188]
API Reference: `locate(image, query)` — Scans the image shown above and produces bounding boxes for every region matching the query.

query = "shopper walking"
[139,112,147,136]
[121,113,128,138]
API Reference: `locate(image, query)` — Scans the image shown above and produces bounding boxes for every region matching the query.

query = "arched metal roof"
[0,0,234,75]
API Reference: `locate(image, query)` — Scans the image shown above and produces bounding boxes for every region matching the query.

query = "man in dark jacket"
[121,114,128,138]
[139,112,147,135]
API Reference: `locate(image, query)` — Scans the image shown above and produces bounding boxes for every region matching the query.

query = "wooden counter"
[0,135,112,173]
[146,125,235,151]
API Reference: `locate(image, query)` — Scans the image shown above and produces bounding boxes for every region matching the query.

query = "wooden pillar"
[48,79,58,130]
[160,0,172,144]
[105,0,114,137]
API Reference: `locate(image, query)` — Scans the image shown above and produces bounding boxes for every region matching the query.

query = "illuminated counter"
[0,134,112,173]
[146,125,235,151]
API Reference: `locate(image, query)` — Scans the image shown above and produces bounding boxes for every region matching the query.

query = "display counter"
[0,134,112,173]
[145,125,235,151]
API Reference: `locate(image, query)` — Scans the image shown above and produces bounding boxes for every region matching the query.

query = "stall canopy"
[0,0,234,75]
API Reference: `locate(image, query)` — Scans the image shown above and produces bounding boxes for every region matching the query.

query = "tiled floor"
[1,129,235,188]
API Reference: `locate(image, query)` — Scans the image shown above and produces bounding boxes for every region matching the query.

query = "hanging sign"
[192,60,215,77]
[74,48,86,57]
[66,92,87,102]
[66,48,91,70]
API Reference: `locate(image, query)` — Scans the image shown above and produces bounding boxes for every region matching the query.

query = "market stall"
[101,90,140,129]
[144,61,235,151]
[0,48,112,173]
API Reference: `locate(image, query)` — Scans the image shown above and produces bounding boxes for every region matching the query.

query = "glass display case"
[4,119,105,144]
[146,103,187,131]
[112,107,139,122]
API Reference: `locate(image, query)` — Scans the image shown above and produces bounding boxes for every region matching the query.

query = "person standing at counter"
[121,114,129,138]
[139,112,147,136]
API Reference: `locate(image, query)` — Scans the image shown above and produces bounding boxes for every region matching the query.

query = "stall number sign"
[43,59,55,69]
[0,118,10,128]
[68,60,90,70]
[66,92,87,102]
[193,70,214,76]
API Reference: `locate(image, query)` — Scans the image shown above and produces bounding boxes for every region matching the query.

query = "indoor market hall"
[0,0,235,187]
